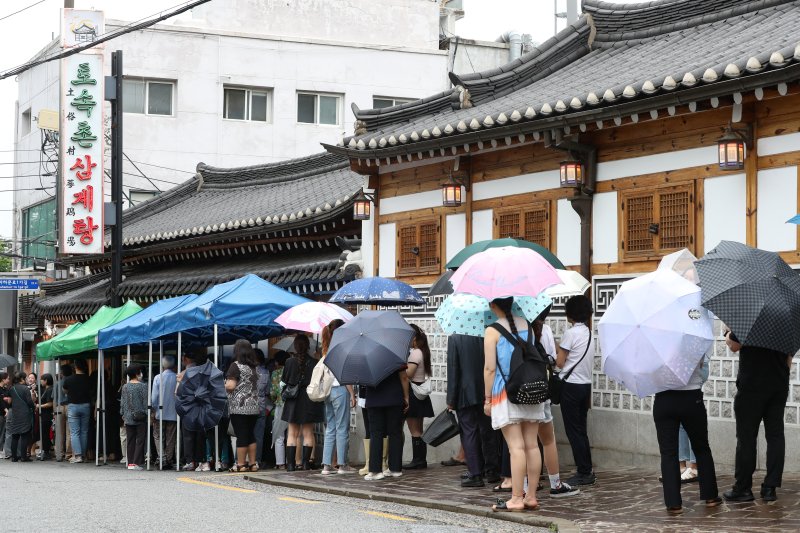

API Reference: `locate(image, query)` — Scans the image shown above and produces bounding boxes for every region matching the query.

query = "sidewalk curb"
[245,472,581,533]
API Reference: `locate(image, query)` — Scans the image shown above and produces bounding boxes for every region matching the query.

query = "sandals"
[667,506,683,515]
[229,464,248,473]
[492,497,527,513]
[492,484,512,493]
[706,497,723,508]
[681,467,698,484]
[249,463,260,473]
[523,498,540,511]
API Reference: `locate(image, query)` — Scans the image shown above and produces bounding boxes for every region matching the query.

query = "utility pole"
[106,51,123,307]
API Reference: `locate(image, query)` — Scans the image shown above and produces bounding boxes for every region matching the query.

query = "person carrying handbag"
[555,295,596,487]
[319,320,357,475]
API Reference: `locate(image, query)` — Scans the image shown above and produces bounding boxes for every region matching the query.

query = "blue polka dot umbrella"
[435,292,553,337]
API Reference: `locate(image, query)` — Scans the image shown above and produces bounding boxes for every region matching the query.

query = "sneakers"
[680,467,698,484]
[196,462,211,472]
[337,465,356,475]
[181,462,196,472]
[382,469,403,478]
[119,457,127,464]
[321,466,335,475]
[69,456,84,464]
[364,472,385,481]
[127,464,143,471]
[550,482,580,498]
[566,472,596,486]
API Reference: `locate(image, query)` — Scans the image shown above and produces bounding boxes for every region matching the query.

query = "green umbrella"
[446,238,565,270]
[37,301,143,361]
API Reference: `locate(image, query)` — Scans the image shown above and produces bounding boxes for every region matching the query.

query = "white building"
[12,0,517,271]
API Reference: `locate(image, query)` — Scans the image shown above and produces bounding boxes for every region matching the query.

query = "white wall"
[471,209,493,243]
[381,189,441,215]
[596,146,717,182]
[593,192,618,264]
[378,223,397,277]
[703,173,746,253]
[445,213,466,263]
[557,199,581,266]
[758,132,800,156]
[472,169,559,200]
[757,166,797,252]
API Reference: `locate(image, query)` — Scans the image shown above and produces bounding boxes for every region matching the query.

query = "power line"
[0,0,48,22]
[126,160,195,174]
[0,0,212,81]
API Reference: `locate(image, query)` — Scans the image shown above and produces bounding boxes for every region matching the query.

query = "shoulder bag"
[306,357,335,402]
[281,359,304,401]
[411,378,432,400]
[549,329,591,405]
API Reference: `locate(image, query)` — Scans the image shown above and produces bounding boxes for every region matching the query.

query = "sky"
[0,0,649,244]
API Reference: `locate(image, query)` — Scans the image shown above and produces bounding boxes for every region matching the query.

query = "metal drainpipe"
[496,31,523,62]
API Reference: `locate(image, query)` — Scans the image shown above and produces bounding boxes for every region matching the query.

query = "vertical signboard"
[60,10,105,255]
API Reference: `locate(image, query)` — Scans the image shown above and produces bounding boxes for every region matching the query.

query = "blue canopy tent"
[145,273,311,470]
[98,294,199,470]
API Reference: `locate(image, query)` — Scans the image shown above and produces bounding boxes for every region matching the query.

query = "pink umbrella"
[275,301,354,334]
[449,246,561,300]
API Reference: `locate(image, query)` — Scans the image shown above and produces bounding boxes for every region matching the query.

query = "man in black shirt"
[723,332,792,502]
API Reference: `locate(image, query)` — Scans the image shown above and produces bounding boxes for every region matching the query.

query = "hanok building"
[31,153,364,329]
[326,0,800,470]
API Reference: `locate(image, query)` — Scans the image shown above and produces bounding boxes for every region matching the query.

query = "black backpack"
[490,321,550,405]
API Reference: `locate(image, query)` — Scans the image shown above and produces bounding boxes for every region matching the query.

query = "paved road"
[0,461,547,533]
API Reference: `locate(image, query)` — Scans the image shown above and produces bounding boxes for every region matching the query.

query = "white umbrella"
[598,268,714,398]
[546,269,590,298]
[275,301,354,334]
[272,335,319,354]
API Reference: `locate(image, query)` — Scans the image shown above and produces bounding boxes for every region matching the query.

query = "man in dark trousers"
[446,333,499,487]
[723,331,792,502]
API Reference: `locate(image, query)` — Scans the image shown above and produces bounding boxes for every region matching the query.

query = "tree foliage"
[0,240,11,272]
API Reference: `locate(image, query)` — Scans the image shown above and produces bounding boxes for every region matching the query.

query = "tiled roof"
[333,0,800,156]
[118,152,363,246]
[32,247,357,321]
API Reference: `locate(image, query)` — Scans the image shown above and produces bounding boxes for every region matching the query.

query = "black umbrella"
[175,361,228,432]
[324,310,415,386]
[0,354,17,369]
[695,240,800,355]
[428,269,455,296]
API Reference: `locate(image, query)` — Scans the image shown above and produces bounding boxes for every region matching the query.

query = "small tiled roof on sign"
[333,0,800,156]
[118,152,362,246]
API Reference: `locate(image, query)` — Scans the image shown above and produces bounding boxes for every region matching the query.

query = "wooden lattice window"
[397,218,441,276]
[493,203,550,248]
[619,183,695,260]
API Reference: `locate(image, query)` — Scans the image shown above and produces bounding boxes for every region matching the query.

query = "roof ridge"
[583,0,796,42]
[197,152,348,184]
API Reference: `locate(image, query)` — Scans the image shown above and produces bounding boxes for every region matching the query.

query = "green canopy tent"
[36,300,143,466]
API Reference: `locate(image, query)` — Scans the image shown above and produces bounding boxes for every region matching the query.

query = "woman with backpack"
[319,319,356,475]
[403,324,434,470]
[484,297,546,512]
[555,295,596,487]
[281,334,324,470]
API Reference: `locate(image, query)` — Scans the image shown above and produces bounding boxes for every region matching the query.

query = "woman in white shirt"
[555,295,596,487]
[403,324,434,470]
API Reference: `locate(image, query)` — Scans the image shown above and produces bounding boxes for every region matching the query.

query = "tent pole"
[95,352,101,467]
[146,341,152,471]
[35,359,42,460]
[126,345,131,378]
[159,340,164,471]
[214,324,219,472]
[100,350,107,465]
[54,360,61,462]
[176,331,182,471]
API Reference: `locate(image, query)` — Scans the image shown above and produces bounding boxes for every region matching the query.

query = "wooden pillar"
[570,194,593,282]
[370,174,380,276]
[745,117,758,247]
[465,184,473,246]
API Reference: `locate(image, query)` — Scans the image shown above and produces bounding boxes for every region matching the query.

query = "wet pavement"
[249,465,800,532]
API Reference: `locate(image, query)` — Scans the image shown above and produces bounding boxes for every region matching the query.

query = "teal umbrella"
[435,292,553,337]
[446,238,565,270]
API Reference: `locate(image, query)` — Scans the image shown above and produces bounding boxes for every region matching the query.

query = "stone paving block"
[249,465,800,533]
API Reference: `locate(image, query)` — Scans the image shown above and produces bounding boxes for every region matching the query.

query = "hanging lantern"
[441,182,463,207]
[717,126,746,171]
[353,192,373,221]
[559,157,583,188]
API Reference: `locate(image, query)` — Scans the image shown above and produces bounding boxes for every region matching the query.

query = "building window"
[19,108,32,138]
[128,189,159,207]
[223,87,271,122]
[122,79,174,116]
[21,199,57,269]
[619,182,695,260]
[297,92,341,125]
[493,202,551,248]
[397,218,441,276]
[372,96,414,109]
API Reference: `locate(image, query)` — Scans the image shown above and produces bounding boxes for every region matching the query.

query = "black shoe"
[285,445,297,472]
[550,482,580,498]
[723,488,755,502]
[20,457,32,462]
[403,437,427,470]
[460,471,470,480]
[461,475,485,488]
[484,470,501,484]
[566,472,596,486]
[761,485,777,502]
[301,446,313,471]
[11,457,18,463]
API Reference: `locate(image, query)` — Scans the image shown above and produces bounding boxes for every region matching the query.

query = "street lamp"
[352,190,375,221]
[717,123,752,171]
[559,156,583,188]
